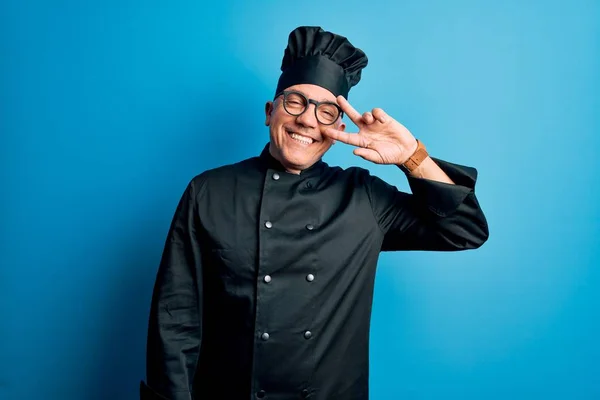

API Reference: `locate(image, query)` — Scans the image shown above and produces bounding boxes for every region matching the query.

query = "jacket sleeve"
[140,179,203,400]
[367,157,489,251]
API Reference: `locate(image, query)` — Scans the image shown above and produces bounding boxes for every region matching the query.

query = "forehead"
[285,84,337,102]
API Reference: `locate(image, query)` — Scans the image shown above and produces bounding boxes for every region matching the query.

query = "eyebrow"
[295,90,336,103]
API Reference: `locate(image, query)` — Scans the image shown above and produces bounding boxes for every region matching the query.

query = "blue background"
[2,0,599,399]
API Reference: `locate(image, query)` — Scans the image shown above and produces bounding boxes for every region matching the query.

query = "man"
[140,26,488,400]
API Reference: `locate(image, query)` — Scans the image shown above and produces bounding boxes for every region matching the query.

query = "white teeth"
[290,133,313,145]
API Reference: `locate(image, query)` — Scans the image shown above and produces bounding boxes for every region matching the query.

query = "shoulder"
[185,155,262,193]
[193,156,260,180]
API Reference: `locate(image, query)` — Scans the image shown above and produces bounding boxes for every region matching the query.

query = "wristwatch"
[401,139,428,173]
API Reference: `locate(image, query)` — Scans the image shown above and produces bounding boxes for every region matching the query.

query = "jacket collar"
[258,142,326,177]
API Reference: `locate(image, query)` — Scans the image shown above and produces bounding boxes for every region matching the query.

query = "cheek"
[319,128,335,145]
[270,113,291,131]
[267,113,282,129]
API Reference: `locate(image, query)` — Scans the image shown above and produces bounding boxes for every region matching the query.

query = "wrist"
[406,139,419,158]
[405,156,433,178]
[398,139,428,174]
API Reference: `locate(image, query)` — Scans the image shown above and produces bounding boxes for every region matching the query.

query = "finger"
[362,112,374,124]
[372,108,388,124]
[323,127,367,147]
[353,147,383,163]
[336,96,363,125]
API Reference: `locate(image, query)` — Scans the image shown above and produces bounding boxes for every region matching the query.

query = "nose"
[295,103,318,129]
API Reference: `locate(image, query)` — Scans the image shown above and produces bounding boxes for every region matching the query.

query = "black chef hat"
[274,26,368,99]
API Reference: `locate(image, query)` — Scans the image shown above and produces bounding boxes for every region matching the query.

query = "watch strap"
[401,139,428,173]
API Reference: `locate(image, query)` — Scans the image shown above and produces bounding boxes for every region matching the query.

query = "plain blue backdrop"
[2,0,599,399]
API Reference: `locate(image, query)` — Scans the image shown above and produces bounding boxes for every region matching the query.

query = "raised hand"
[323,96,419,165]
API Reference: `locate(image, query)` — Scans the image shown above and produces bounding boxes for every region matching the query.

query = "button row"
[260,331,313,341]
[263,274,314,283]
[271,172,313,189]
[264,221,315,230]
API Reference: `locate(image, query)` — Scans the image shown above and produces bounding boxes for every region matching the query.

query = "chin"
[281,149,314,169]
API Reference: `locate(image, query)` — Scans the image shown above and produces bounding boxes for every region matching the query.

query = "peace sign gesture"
[323,96,419,165]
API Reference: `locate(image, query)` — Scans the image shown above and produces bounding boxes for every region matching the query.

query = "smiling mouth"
[286,129,315,145]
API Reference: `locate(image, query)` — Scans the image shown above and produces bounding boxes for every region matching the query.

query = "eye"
[285,93,306,107]
[318,104,338,119]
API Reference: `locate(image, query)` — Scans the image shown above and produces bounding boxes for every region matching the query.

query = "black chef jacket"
[140,143,489,400]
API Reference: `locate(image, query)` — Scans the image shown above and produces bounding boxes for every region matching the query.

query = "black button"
[305,181,312,189]
[256,390,266,398]
[301,388,310,398]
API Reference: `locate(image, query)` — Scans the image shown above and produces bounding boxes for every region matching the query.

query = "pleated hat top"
[274,26,368,99]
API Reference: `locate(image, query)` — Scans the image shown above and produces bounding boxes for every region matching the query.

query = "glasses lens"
[317,103,340,125]
[283,92,307,115]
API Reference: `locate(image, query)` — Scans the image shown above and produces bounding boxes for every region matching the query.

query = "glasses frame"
[276,90,344,126]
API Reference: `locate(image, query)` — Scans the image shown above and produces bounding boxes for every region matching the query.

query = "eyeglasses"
[276,90,343,125]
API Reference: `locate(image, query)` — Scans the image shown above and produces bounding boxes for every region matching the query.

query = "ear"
[265,101,274,126]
